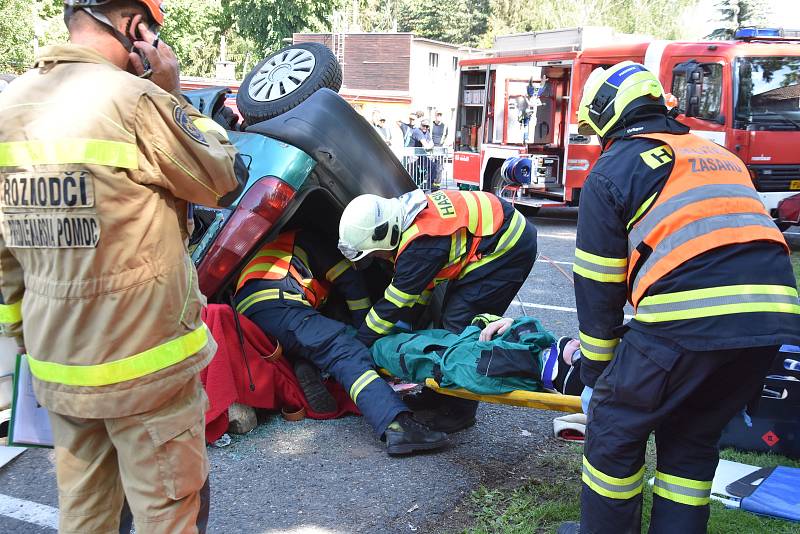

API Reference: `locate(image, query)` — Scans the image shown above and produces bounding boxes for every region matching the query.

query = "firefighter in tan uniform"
[0,1,246,532]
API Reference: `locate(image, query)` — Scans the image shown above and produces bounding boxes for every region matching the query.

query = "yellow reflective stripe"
[627,192,658,230]
[417,290,433,306]
[239,263,289,281]
[460,210,526,278]
[578,331,619,362]
[653,471,711,506]
[573,249,627,283]
[582,456,645,500]
[638,284,798,305]
[636,302,800,323]
[349,369,380,403]
[27,325,208,387]
[325,259,351,282]
[193,117,229,140]
[384,284,419,308]
[476,192,494,235]
[574,248,627,268]
[346,297,372,311]
[294,246,311,271]
[463,192,479,233]
[399,224,420,251]
[0,138,139,169]
[365,308,394,334]
[635,285,800,323]
[0,300,22,324]
[236,288,309,314]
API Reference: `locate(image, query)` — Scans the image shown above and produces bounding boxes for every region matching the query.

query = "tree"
[485,0,698,47]
[707,0,769,40]
[395,0,489,47]
[0,0,64,74]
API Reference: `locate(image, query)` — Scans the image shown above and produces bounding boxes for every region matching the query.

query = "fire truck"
[452,26,800,226]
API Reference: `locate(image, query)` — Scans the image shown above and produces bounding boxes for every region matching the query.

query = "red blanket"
[200,304,359,443]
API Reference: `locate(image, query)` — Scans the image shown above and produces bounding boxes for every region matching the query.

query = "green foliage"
[485,0,698,46]
[0,0,64,74]
[222,0,336,58]
[396,0,489,47]
[707,0,770,40]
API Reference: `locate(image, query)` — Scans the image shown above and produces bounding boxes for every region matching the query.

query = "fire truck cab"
[453,27,800,224]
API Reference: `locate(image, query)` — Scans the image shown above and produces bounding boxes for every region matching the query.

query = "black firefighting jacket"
[575,114,800,388]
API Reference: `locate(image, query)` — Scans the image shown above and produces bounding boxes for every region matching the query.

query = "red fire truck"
[452,26,800,226]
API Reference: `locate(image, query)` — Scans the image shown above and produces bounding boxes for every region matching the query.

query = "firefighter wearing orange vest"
[338,189,538,433]
[557,62,800,534]
[233,228,449,455]
[0,1,248,532]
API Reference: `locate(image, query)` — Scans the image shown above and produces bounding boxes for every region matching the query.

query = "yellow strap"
[193,117,229,140]
[582,456,645,500]
[463,192,479,233]
[574,248,627,268]
[0,300,22,324]
[476,192,494,235]
[627,192,658,230]
[325,259,351,282]
[236,288,309,314]
[27,325,208,387]
[578,331,619,362]
[0,138,138,169]
[460,209,526,278]
[399,224,420,251]
[346,297,372,311]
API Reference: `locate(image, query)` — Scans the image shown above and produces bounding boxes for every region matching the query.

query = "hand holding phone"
[128,14,179,94]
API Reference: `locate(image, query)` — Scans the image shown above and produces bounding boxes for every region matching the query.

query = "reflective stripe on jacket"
[397,191,504,288]
[0,44,241,418]
[236,230,330,310]
[627,132,792,318]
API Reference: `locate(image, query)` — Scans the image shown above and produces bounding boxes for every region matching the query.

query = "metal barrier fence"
[397,147,454,191]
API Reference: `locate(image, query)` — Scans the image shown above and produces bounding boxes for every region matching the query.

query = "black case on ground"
[719,346,800,459]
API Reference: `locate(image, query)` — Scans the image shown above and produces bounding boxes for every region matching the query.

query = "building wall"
[409,40,462,140]
[293,33,411,92]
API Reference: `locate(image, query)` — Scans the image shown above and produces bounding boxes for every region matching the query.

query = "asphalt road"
[1,211,798,534]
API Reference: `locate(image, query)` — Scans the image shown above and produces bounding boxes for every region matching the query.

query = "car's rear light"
[197,177,296,296]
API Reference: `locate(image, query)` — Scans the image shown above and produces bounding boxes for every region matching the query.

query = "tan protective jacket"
[0,44,242,418]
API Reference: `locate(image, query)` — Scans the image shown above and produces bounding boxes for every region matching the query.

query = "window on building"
[429,52,439,69]
[452,56,459,71]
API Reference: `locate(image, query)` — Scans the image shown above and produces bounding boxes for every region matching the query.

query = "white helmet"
[338,194,403,262]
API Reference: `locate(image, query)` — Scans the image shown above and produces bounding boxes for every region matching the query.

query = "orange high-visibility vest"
[397,191,505,286]
[627,132,788,308]
[236,230,330,308]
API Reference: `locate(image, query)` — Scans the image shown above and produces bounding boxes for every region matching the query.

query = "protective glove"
[581,386,594,414]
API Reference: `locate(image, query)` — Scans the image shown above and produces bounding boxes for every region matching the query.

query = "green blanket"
[371,318,555,395]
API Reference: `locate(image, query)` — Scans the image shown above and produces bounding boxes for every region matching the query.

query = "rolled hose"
[501,156,532,185]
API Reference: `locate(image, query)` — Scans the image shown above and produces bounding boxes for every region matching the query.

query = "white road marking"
[544,260,573,266]
[537,233,576,240]
[516,300,633,319]
[0,493,58,529]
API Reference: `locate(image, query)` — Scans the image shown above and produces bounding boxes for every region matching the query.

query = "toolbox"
[719,345,800,459]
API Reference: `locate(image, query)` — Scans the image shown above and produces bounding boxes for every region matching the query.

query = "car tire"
[236,43,342,125]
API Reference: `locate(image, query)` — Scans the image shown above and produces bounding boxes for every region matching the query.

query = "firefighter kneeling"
[558,62,800,534]
[233,228,449,456]
[338,188,538,433]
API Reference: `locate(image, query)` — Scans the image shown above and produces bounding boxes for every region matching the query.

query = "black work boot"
[401,386,442,411]
[424,397,478,434]
[293,357,337,415]
[384,412,449,456]
[556,522,580,534]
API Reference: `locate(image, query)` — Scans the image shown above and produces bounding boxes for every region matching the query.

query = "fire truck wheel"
[237,43,342,126]
[489,167,540,216]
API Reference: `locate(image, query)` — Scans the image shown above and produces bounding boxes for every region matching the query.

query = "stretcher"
[423,378,583,413]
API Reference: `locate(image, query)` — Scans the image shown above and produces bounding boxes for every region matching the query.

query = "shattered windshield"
[735,56,800,130]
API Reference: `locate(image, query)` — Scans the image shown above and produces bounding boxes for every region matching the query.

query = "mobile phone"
[129,21,158,78]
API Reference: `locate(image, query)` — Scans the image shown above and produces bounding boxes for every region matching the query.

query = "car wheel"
[236,42,342,125]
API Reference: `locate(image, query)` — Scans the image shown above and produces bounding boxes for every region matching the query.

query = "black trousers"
[580,329,776,534]
[432,218,538,414]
